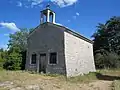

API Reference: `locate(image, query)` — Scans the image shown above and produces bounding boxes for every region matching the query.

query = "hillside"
[0,70,120,90]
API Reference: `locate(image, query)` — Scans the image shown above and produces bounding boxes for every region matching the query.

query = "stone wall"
[64,31,96,77]
[26,22,96,76]
[26,23,66,75]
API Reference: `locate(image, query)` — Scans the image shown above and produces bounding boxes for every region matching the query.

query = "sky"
[0,0,120,49]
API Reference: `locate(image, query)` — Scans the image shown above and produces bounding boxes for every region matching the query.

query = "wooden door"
[39,54,46,73]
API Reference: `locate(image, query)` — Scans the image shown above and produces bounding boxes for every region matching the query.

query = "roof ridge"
[48,22,93,44]
[28,22,93,44]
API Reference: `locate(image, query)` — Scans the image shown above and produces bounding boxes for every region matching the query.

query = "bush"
[3,48,22,70]
[0,49,7,69]
[107,52,120,68]
[94,50,120,69]
[0,58,4,69]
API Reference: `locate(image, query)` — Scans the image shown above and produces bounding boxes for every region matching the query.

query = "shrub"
[3,48,22,70]
[94,50,120,69]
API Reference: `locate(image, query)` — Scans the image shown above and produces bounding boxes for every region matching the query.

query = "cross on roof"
[46,4,50,9]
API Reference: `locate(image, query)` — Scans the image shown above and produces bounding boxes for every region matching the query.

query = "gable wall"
[64,31,96,77]
[26,23,66,74]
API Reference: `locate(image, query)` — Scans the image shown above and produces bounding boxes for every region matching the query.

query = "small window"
[49,52,57,64]
[31,54,37,64]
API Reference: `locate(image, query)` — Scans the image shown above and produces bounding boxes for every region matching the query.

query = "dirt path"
[0,80,113,90]
[0,70,115,90]
[82,80,113,90]
[58,80,113,90]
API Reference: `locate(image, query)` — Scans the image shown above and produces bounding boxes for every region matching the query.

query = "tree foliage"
[8,28,29,52]
[3,46,22,70]
[3,28,30,70]
[0,48,8,69]
[92,16,120,69]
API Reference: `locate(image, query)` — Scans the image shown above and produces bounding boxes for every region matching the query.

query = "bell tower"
[40,4,56,24]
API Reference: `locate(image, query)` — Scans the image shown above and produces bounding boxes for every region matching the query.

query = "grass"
[0,69,120,90]
[68,69,120,83]
[0,70,99,90]
[0,70,56,81]
[67,72,98,83]
[112,80,120,90]
[0,88,7,90]
[0,69,120,82]
[97,69,120,90]
[97,69,120,76]
[0,70,59,90]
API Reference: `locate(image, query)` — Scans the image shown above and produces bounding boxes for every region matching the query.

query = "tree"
[92,16,120,69]
[0,48,4,69]
[0,48,8,69]
[4,28,30,70]
[8,28,29,51]
[3,46,22,70]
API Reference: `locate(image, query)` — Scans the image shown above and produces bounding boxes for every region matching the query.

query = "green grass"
[0,70,99,87]
[112,80,120,90]
[0,69,120,83]
[0,69,120,90]
[97,69,120,75]
[0,87,7,90]
[0,70,120,85]
[67,72,98,83]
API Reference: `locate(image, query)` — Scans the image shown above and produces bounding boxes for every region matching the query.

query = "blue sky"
[0,0,120,49]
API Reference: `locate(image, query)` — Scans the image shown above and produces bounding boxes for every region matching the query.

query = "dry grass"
[0,70,120,90]
[0,70,67,90]
[0,87,7,90]
[98,69,120,76]
[112,80,120,90]
[67,72,98,83]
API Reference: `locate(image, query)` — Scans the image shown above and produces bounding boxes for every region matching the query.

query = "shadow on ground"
[96,73,120,81]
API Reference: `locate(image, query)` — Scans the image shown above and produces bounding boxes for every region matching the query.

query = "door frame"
[39,53,47,73]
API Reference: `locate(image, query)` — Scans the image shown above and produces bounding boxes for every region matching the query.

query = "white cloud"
[25,5,29,8]
[73,16,77,19]
[0,22,20,32]
[72,12,80,19]
[67,20,71,22]
[26,0,78,7]
[0,44,8,50]
[76,12,80,16]
[4,34,9,36]
[28,0,43,7]
[17,1,22,7]
[51,0,78,7]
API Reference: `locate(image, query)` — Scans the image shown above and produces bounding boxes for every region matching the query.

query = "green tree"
[0,48,4,69]
[8,28,29,51]
[0,48,8,69]
[4,28,30,70]
[92,16,120,69]
[3,46,22,70]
